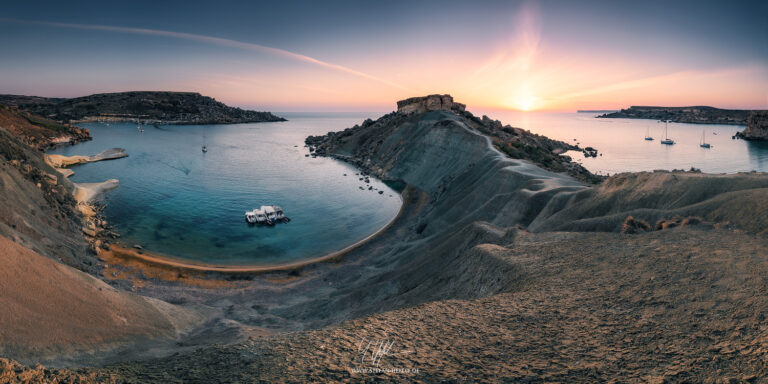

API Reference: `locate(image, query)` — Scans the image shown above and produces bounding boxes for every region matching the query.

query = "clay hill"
[0,91,285,125]
[0,105,91,150]
[598,105,756,125]
[0,95,767,383]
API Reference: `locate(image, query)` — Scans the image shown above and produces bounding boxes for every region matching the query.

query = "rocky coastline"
[307,94,603,183]
[1,95,767,381]
[735,110,768,141]
[0,104,91,150]
[597,105,754,125]
[0,91,286,125]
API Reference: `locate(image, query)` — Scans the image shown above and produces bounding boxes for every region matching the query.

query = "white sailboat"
[644,125,654,141]
[700,129,711,148]
[660,120,675,145]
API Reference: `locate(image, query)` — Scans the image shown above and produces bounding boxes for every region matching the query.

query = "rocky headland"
[598,105,755,125]
[308,94,602,183]
[736,110,768,141]
[1,95,767,382]
[0,104,91,150]
[0,91,286,125]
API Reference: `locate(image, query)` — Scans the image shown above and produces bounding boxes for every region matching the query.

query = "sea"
[49,111,768,264]
[479,110,768,175]
[49,113,401,265]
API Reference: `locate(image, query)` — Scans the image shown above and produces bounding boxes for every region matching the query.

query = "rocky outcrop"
[0,91,286,125]
[598,105,753,125]
[309,95,601,183]
[0,125,96,273]
[45,148,128,168]
[736,110,768,140]
[396,94,466,114]
[0,105,91,150]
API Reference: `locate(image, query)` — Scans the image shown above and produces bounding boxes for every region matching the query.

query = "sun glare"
[515,94,538,111]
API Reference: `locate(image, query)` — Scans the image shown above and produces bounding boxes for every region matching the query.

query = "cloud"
[0,18,414,92]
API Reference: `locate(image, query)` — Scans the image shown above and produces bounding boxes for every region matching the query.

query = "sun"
[515,94,538,111]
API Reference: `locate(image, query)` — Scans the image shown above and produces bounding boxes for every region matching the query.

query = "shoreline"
[98,186,412,276]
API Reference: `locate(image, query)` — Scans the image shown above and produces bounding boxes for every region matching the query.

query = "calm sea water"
[477,110,768,175]
[50,111,768,264]
[49,113,401,265]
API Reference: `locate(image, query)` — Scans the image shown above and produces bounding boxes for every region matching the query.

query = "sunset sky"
[1,0,766,112]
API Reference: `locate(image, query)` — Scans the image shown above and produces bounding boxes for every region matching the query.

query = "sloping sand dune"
[0,235,202,365]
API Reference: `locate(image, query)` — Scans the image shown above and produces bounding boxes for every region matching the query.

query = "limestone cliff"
[736,110,768,140]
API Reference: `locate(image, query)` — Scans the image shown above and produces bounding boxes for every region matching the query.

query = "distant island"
[599,105,768,140]
[0,91,286,125]
[596,106,751,125]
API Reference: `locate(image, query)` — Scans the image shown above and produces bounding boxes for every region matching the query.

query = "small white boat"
[202,145,208,153]
[660,120,675,145]
[644,125,653,141]
[700,130,711,148]
[245,205,289,225]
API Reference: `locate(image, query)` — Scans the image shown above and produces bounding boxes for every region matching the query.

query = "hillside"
[308,94,602,183]
[1,95,767,381]
[0,91,286,125]
[0,105,91,149]
[597,105,754,125]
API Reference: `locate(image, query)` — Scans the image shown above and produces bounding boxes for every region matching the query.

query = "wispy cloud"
[0,18,414,92]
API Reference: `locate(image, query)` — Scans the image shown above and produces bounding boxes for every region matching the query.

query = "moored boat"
[245,205,290,225]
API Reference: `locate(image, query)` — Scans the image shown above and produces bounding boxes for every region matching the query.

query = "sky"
[1,0,766,112]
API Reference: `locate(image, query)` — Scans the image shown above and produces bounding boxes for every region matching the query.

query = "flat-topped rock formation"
[396,94,466,114]
[736,110,768,140]
[598,105,754,125]
[0,91,286,125]
[45,148,128,168]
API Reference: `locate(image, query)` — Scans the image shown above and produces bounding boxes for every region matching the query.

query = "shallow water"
[49,113,401,265]
[476,110,768,175]
[50,110,768,264]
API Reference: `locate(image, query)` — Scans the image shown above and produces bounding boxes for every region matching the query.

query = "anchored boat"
[700,129,711,148]
[644,125,653,141]
[660,120,675,145]
[245,205,290,225]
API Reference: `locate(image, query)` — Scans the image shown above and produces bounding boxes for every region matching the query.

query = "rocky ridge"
[597,105,754,125]
[308,94,602,183]
[0,91,286,125]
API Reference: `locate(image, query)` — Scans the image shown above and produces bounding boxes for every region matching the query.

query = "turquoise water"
[50,110,768,264]
[476,110,768,175]
[49,113,401,265]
